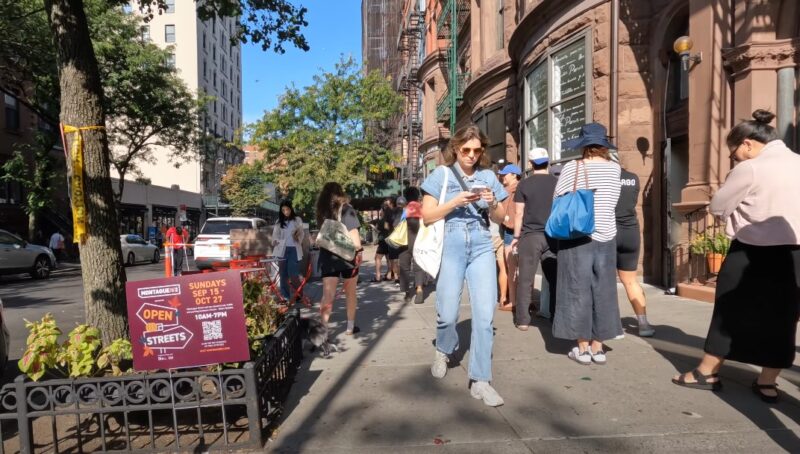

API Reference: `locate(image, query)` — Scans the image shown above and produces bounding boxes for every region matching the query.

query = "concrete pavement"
[268,247,800,453]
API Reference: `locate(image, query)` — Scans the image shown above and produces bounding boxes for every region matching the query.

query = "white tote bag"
[413,167,449,278]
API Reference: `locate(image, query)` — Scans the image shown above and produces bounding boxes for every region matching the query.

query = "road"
[0,257,195,378]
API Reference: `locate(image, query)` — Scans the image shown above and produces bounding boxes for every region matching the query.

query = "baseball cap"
[529,147,550,165]
[498,164,521,176]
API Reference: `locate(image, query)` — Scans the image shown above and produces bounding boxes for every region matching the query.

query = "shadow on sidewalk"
[624,316,800,451]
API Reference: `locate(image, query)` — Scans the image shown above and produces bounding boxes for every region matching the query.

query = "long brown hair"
[315,182,349,226]
[442,124,491,168]
[582,146,611,160]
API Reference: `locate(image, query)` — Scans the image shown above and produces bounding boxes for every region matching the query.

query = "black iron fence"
[684,205,727,284]
[0,309,302,453]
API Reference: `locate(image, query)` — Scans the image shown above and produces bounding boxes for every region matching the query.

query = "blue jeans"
[280,247,300,299]
[435,222,497,382]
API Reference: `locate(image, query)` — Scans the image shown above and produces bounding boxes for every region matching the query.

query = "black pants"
[173,249,184,276]
[399,218,426,297]
[704,240,800,368]
[515,232,558,326]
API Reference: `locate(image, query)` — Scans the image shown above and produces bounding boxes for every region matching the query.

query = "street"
[0,258,193,378]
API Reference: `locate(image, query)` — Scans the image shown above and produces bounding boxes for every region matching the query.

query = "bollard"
[164,242,173,277]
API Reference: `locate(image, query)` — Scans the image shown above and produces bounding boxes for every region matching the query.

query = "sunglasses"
[459,147,484,157]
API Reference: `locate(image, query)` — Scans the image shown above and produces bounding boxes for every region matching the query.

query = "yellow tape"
[62,125,104,244]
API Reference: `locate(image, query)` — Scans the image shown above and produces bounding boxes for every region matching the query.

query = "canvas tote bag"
[413,167,449,278]
[316,205,357,262]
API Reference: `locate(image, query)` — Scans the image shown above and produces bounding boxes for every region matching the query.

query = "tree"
[38,0,308,344]
[221,163,270,216]
[249,56,403,217]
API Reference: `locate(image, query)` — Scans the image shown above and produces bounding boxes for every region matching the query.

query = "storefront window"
[524,33,591,162]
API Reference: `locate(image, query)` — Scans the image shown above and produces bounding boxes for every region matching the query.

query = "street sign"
[126,271,249,370]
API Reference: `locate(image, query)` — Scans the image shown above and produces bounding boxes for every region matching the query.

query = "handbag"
[385,218,408,248]
[413,167,449,278]
[316,205,357,261]
[545,160,595,240]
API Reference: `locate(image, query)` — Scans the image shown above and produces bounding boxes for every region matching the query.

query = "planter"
[706,253,725,274]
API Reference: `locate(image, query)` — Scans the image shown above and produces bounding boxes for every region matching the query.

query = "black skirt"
[704,240,800,368]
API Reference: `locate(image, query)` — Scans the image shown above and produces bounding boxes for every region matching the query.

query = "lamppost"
[214,157,224,216]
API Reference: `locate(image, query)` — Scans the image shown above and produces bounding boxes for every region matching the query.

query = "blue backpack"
[545,160,595,240]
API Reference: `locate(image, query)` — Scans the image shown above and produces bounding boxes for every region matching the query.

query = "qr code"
[202,320,223,341]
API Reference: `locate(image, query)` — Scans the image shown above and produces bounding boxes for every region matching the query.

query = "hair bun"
[752,109,775,124]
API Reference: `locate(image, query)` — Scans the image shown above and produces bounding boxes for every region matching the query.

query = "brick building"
[374,0,800,299]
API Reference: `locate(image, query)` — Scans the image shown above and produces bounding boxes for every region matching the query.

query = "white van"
[194,217,268,269]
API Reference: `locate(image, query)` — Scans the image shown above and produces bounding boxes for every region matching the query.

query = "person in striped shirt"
[551,123,623,366]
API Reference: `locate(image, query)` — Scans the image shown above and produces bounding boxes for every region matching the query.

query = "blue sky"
[241,0,362,126]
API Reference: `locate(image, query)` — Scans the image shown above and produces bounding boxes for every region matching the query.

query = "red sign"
[126,271,250,370]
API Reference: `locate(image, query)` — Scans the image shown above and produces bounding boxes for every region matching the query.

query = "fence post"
[243,364,263,448]
[14,376,31,454]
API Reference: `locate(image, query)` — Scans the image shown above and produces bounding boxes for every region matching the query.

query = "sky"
[241,0,363,126]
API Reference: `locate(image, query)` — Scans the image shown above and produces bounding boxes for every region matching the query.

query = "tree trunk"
[27,212,37,243]
[44,0,128,344]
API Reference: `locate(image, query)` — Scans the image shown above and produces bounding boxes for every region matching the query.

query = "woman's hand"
[450,191,480,209]
[480,189,495,206]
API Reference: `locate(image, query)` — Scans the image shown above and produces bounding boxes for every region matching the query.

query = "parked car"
[0,229,57,279]
[0,297,9,372]
[120,234,160,266]
[194,217,268,269]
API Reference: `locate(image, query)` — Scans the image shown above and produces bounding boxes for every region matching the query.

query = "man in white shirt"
[49,231,65,261]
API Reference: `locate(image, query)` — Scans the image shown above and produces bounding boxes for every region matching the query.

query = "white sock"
[637,314,649,325]
[347,320,355,332]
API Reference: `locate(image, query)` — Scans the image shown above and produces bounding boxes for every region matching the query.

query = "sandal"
[671,369,722,391]
[370,277,382,283]
[751,380,780,403]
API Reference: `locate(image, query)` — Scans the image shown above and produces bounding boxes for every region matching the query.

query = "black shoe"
[404,293,413,303]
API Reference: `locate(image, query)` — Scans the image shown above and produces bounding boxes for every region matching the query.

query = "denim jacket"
[421,165,508,226]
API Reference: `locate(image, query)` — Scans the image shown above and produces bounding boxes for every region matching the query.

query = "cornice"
[419,49,447,81]
[461,57,514,104]
[723,38,800,77]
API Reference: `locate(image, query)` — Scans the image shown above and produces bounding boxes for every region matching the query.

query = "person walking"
[387,196,406,285]
[497,164,521,312]
[273,200,305,301]
[510,148,559,330]
[316,182,363,337]
[372,198,394,282]
[672,110,800,403]
[421,124,508,406]
[551,123,622,366]
[398,188,426,303]
[49,231,65,262]
[165,225,185,276]
[615,165,655,337]
[490,218,507,308]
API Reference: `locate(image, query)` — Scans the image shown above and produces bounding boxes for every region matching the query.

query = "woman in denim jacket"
[420,124,508,406]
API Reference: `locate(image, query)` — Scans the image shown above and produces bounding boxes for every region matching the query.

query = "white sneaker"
[568,347,592,365]
[638,323,655,337]
[470,381,504,407]
[590,350,607,365]
[431,350,449,379]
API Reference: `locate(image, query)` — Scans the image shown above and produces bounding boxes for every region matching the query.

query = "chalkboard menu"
[553,97,586,160]
[553,40,586,102]
[527,64,547,116]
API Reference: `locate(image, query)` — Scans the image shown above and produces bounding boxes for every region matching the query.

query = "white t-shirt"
[282,219,300,248]
[49,232,65,249]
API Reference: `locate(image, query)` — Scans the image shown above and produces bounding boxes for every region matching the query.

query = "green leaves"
[220,163,271,216]
[249,56,404,218]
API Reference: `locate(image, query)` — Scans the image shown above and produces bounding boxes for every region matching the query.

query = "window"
[213,101,217,114]
[221,59,226,73]
[140,25,150,41]
[474,106,506,164]
[4,94,20,130]
[164,24,175,43]
[222,81,227,99]
[524,34,591,162]
[203,60,207,80]
[222,105,227,123]
[213,47,216,62]
[165,0,175,13]
[203,33,206,51]
[213,73,217,88]
[165,53,175,68]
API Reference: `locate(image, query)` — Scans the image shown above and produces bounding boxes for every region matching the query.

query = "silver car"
[0,229,57,279]
[0,297,9,372]
[120,234,160,266]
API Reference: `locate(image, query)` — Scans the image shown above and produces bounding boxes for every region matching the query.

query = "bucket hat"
[561,123,617,151]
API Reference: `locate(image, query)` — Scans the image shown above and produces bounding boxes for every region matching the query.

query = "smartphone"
[470,184,488,195]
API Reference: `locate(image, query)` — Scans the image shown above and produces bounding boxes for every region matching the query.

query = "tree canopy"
[221,163,270,216]
[249,56,403,217]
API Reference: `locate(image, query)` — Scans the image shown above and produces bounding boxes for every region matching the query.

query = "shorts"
[319,249,358,279]
[616,226,641,271]
[502,228,514,246]
[321,267,360,279]
[386,245,402,260]
[376,239,389,255]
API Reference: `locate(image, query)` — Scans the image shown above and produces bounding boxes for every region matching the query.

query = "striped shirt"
[554,159,621,242]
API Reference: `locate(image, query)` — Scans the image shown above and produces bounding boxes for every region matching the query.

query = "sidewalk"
[268,246,800,453]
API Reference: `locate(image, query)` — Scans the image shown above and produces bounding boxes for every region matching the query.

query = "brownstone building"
[375,0,800,300]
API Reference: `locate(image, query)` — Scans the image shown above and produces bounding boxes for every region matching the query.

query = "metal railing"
[0,310,303,453]
[683,206,728,284]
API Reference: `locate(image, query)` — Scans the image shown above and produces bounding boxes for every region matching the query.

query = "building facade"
[125,1,244,215]
[380,0,800,299]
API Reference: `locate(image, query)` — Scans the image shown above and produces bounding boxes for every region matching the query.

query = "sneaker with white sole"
[568,347,592,365]
[431,350,449,378]
[590,350,607,365]
[638,323,655,337]
[470,381,504,407]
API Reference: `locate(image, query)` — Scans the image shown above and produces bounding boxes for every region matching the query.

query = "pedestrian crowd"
[309,109,800,408]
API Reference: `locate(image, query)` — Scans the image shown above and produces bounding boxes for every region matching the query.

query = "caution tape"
[61,124,104,244]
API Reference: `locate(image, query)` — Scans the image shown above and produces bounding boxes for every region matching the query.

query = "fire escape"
[435,0,470,135]
[397,9,424,184]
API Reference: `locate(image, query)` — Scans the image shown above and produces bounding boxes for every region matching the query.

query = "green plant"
[242,277,285,353]
[689,231,730,255]
[18,314,132,381]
